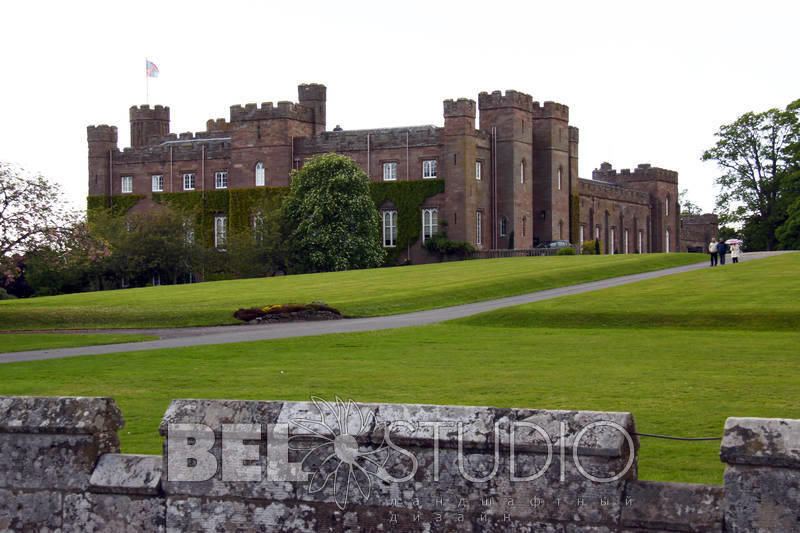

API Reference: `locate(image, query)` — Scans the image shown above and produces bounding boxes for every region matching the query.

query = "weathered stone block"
[64,492,165,532]
[620,480,724,532]
[0,433,98,490]
[723,464,800,533]
[0,488,62,532]
[720,417,800,469]
[89,454,162,495]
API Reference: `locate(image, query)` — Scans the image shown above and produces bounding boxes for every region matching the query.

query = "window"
[665,229,671,253]
[383,162,397,181]
[625,230,629,254]
[665,196,670,216]
[121,176,133,194]
[520,161,525,184]
[215,171,228,189]
[255,162,265,186]
[522,216,527,236]
[214,215,227,250]
[559,220,563,240]
[382,210,397,247]
[500,216,507,237]
[638,231,643,254]
[253,211,265,242]
[183,173,195,190]
[557,168,562,191]
[580,225,585,244]
[476,211,482,245]
[476,161,482,180]
[595,225,600,240]
[422,160,437,179]
[422,208,438,242]
[152,174,163,192]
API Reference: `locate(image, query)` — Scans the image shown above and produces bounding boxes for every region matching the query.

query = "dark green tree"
[282,153,384,273]
[701,101,800,250]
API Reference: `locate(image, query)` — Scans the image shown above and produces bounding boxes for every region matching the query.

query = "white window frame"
[610,228,615,255]
[665,197,670,217]
[383,162,397,181]
[422,160,437,179]
[595,225,600,240]
[152,174,163,192]
[500,216,507,237]
[255,162,265,186]
[215,170,228,189]
[121,176,133,194]
[625,229,629,254]
[421,208,438,243]
[580,225,584,244]
[382,210,397,248]
[557,168,562,191]
[476,211,482,246]
[666,229,671,253]
[476,161,482,181]
[520,161,525,184]
[638,230,643,254]
[183,173,195,191]
[214,215,227,250]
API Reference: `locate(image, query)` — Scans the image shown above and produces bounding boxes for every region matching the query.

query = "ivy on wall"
[369,179,444,263]
[87,179,443,264]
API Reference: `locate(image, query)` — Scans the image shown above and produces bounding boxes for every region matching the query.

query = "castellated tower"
[130,105,170,147]
[298,83,327,135]
[442,98,479,245]
[531,101,572,244]
[86,125,118,196]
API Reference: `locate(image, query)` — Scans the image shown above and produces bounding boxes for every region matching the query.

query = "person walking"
[709,238,718,266]
[731,242,741,263]
[717,238,728,265]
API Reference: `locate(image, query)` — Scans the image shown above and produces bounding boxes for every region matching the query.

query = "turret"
[443,98,476,134]
[298,83,326,134]
[87,125,118,196]
[130,105,170,147]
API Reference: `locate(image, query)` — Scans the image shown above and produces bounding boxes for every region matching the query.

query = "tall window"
[476,161,482,181]
[520,161,525,184]
[595,225,600,240]
[383,162,397,181]
[422,160,437,179]
[215,171,228,189]
[253,211,265,242]
[421,208,438,242]
[214,215,227,250]
[638,230,643,254]
[580,225,584,244]
[559,220,563,240]
[557,168,562,191]
[665,229,671,253]
[382,210,397,247]
[476,211,482,245]
[665,196,670,216]
[121,176,133,194]
[152,174,163,192]
[522,216,527,236]
[183,173,195,191]
[500,216,507,237]
[255,162,265,186]
[625,230,629,254]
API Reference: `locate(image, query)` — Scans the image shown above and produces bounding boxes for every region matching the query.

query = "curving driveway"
[0,252,789,364]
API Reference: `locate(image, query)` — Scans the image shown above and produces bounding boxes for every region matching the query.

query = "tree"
[282,153,384,273]
[1,162,71,268]
[679,189,702,216]
[701,101,800,250]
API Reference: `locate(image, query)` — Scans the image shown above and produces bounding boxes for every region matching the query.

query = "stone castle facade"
[88,83,684,263]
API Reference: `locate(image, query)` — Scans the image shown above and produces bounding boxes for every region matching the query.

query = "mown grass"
[0,254,702,330]
[0,333,157,353]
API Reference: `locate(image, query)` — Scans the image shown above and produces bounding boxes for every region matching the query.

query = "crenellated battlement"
[229,101,314,123]
[569,126,579,143]
[478,90,534,112]
[296,125,441,154]
[532,101,569,121]
[298,83,326,102]
[443,98,476,118]
[129,104,170,122]
[87,125,118,143]
[206,118,229,132]
[593,162,678,184]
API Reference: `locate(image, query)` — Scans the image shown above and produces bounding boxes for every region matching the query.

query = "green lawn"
[0,254,702,330]
[0,252,796,485]
[0,333,157,353]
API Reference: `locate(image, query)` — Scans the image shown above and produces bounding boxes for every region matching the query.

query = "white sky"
[2,0,798,213]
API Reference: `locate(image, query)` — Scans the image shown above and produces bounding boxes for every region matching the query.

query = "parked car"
[535,240,572,249]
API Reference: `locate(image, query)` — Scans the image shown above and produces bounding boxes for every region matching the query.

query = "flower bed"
[233,303,343,324]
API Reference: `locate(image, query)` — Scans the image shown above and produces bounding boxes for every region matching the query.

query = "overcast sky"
[2,0,798,213]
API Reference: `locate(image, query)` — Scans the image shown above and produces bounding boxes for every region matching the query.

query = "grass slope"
[0,252,796,485]
[0,334,157,353]
[0,254,701,330]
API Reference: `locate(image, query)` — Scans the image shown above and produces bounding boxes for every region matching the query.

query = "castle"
[88,83,687,264]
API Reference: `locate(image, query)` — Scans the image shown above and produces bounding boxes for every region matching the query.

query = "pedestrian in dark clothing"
[717,239,728,265]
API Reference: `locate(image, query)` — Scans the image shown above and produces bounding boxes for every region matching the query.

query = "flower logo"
[289,396,393,510]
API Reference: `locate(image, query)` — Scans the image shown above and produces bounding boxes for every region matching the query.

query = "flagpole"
[145,58,149,106]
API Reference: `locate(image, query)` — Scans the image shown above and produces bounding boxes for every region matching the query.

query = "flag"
[146,60,159,78]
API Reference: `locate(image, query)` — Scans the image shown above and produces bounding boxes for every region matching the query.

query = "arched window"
[255,162,265,186]
[520,160,525,184]
[666,229,671,253]
[665,195,670,216]
[557,168,562,191]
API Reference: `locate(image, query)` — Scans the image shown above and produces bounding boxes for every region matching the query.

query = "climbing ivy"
[87,194,145,219]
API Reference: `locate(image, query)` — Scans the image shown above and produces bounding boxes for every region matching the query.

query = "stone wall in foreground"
[0,396,797,532]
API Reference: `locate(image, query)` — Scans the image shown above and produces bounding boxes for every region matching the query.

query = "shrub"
[236,302,343,321]
[581,241,595,255]
[0,287,17,300]
[233,308,267,321]
[556,247,576,256]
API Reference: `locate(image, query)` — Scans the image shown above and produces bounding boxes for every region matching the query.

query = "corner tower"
[130,105,170,147]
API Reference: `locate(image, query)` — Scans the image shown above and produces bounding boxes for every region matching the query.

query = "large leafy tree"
[701,101,800,250]
[282,153,384,273]
[0,163,71,266]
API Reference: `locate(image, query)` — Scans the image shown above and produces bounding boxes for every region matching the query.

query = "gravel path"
[0,251,789,364]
